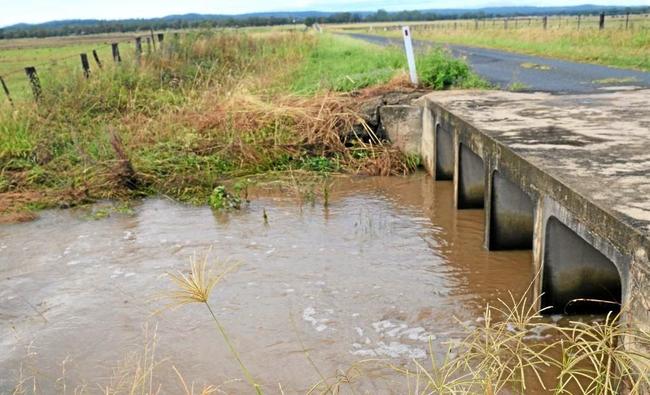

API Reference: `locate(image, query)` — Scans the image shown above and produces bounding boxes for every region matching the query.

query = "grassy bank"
[342,26,650,71]
[0,31,486,222]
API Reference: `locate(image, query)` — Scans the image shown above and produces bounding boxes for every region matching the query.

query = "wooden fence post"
[0,76,13,106]
[626,12,630,29]
[150,29,157,51]
[543,15,548,30]
[146,37,152,53]
[80,53,90,78]
[577,15,581,30]
[112,43,122,63]
[92,49,103,69]
[135,37,142,62]
[24,67,41,100]
[599,12,605,30]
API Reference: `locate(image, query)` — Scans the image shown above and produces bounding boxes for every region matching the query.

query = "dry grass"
[165,253,262,395]
[555,312,650,394]
[395,293,650,394]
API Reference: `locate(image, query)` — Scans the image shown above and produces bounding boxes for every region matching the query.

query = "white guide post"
[402,26,418,86]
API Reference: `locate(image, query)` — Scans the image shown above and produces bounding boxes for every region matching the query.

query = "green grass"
[0,40,136,102]
[291,34,488,93]
[417,47,491,89]
[290,34,406,94]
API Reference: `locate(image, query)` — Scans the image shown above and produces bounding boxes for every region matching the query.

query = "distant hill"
[1,5,648,39]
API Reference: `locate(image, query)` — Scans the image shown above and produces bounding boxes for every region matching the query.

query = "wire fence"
[335,12,650,32]
[0,32,170,106]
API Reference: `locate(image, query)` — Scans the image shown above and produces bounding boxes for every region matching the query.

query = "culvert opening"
[435,124,454,181]
[489,170,534,250]
[458,143,485,209]
[542,217,622,315]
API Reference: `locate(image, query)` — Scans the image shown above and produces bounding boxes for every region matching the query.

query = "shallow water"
[0,174,536,393]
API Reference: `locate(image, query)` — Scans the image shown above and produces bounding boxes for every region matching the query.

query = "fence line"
[0,32,168,104]
[343,12,650,33]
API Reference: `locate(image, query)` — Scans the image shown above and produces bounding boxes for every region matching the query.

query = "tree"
[304,17,316,27]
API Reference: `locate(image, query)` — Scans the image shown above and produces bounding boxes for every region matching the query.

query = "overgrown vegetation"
[0,31,486,221]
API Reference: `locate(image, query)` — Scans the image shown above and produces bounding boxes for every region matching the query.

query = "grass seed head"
[167,253,238,306]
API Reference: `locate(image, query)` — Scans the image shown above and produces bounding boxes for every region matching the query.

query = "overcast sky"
[2,0,649,27]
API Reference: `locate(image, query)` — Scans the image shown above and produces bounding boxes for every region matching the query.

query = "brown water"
[0,174,536,394]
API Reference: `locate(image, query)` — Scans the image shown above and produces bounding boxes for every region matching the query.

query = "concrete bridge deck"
[380,89,650,339]
[427,89,650,237]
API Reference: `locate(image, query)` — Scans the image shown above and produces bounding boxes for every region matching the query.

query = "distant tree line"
[2,6,649,40]
[307,7,650,25]
[0,17,301,39]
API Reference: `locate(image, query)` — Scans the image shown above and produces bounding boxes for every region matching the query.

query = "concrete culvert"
[458,144,485,209]
[435,124,454,180]
[489,170,534,250]
[542,217,622,315]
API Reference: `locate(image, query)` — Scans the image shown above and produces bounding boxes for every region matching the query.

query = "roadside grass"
[290,34,407,94]
[352,27,650,71]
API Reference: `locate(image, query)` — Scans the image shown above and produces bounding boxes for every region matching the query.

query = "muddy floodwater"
[0,174,536,393]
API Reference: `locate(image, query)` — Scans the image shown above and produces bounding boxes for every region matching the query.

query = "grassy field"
[0,34,141,102]
[330,15,650,71]
[0,30,487,221]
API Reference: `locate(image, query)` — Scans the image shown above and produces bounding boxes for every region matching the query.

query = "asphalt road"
[343,32,650,94]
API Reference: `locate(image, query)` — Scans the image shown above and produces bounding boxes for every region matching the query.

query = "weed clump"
[208,186,242,210]
[417,47,489,89]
